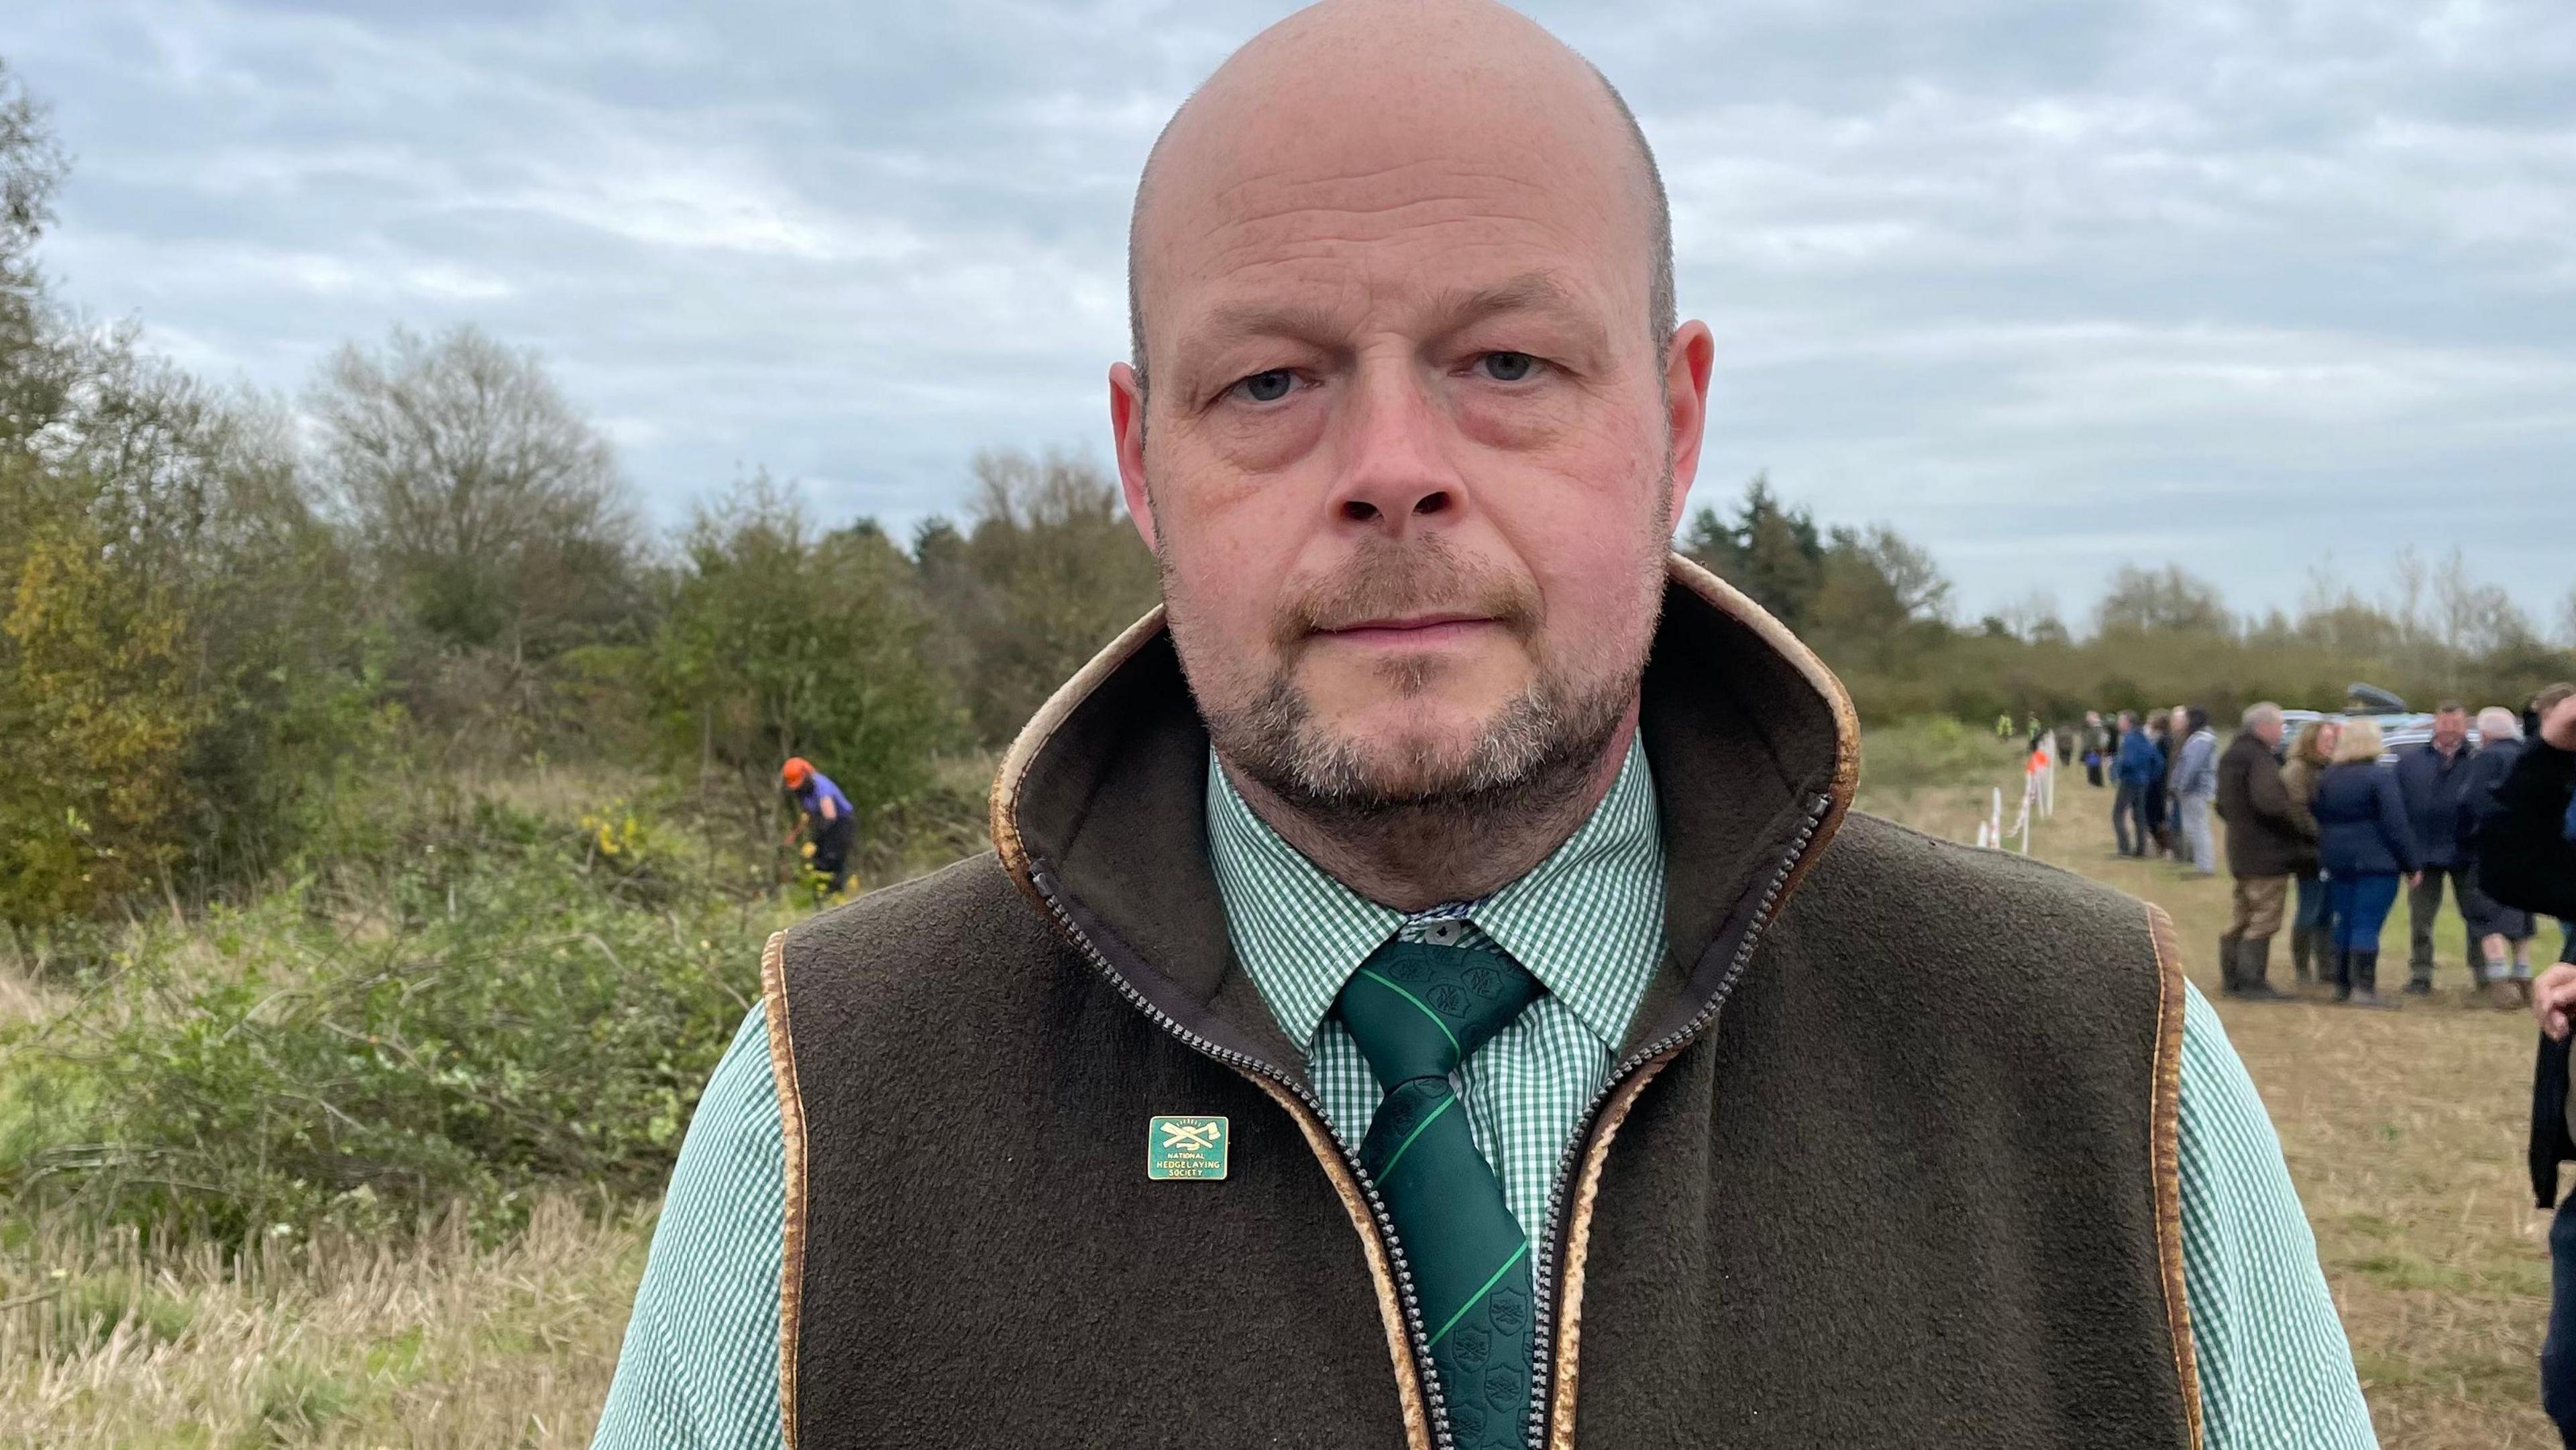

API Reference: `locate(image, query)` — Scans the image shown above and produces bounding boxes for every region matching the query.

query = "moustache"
[1270,542,1543,653]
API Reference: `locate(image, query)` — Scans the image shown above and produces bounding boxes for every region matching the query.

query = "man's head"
[2117,710,2137,729]
[2475,707,2522,743]
[1110,0,1712,829]
[2243,702,2284,749]
[2433,702,2467,752]
[781,757,812,791]
[2538,683,2576,751]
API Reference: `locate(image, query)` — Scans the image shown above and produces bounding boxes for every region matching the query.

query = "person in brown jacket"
[2280,718,2340,985]
[2215,703,2300,998]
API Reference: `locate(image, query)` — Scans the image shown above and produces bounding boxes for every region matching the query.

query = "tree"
[1996,590,2068,645]
[0,66,370,918]
[0,457,198,920]
[2428,547,2532,664]
[1855,524,1951,625]
[651,475,960,832]
[1678,474,1824,627]
[2295,561,2406,658]
[918,450,1161,744]
[310,325,639,657]
[2094,564,2232,637]
[0,58,73,457]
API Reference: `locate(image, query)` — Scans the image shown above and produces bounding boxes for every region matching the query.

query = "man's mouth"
[1316,613,1499,646]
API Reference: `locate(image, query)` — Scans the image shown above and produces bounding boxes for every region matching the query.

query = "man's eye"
[1231,369,1296,403]
[1479,352,1538,382]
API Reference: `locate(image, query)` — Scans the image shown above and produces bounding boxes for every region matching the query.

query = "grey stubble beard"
[1173,544,1658,896]
[1149,450,1673,900]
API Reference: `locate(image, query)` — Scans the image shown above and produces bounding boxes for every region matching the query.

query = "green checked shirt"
[594,739,2377,1449]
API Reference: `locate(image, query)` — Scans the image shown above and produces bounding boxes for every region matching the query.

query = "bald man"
[592,5,2372,1447]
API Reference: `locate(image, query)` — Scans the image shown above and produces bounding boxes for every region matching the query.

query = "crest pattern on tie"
[1335,939,1544,1450]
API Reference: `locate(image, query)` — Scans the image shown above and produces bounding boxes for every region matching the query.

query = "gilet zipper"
[1025,864,1464,1450]
[1029,784,1831,1450]
[1521,792,1834,1449]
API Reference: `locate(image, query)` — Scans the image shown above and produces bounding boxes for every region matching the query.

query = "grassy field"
[2,730,2565,1446]
[0,1198,646,1449]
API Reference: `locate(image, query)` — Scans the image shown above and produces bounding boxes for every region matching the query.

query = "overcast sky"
[7,0,2573,627]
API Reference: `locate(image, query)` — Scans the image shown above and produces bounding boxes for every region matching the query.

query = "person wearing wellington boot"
[2315,719,2422,1009]
[2282,718,2340,989]
[2215,703,2298,1000]
[588,4,2373,1447]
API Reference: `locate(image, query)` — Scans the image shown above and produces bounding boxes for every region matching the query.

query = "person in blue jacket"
[780,756,857,897]
[2110,710,2163,858]
[2457,707,2538,1005]
[2395,702,2479,993]
[2312,717,2422,1007]
[2172,707,2220,875]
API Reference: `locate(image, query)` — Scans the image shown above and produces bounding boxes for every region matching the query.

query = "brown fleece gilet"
[763,558,2200,1449]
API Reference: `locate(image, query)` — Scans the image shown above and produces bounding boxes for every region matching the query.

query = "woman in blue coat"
[2312,717,2423,1006]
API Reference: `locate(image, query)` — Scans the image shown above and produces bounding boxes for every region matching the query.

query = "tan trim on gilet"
[2145,904,2204,1449]
[760,550,2196,1448]
[1238,1073,1435,1449]
[761,930,810,1449]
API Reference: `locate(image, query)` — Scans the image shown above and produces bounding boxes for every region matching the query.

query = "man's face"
[1114,66,1710,811]
[2255,716,2284,748]
[2434,709,2467,750]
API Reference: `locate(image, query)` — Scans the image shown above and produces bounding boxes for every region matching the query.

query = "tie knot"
[1334,939,1542,1088]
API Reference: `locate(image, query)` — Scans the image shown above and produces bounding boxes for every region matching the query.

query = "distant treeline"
[1677,478,2576,728]
[4,60,2569,927]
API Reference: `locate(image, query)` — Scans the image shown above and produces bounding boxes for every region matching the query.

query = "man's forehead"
[1128,1,1654,354]
[1141,88,1639,264]
[1180,264,1610,352]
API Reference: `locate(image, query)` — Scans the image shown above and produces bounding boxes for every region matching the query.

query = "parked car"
[2279,684,2479,763]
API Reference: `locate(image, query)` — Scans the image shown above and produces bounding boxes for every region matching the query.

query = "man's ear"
[1110,362,1160,552]
[1660,320,1716,535]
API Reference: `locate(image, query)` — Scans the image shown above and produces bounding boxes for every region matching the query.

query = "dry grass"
[1,741,2561,1446]
[0,1196,647,1448]
[1868,759,2571,1449]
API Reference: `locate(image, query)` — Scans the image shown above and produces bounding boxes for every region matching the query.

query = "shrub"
[1857,716,2020,797]
[0,795,775,1247]
[651,474,963,825]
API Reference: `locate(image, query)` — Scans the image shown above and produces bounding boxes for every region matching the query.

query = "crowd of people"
[2077,690,2576,1006]
[2096,687,2576,1440]
[2092,705,2220,874]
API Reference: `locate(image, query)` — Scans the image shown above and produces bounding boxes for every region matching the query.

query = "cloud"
[7,0,2570,623]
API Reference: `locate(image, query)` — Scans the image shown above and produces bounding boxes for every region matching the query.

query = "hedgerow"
[1,794,777,1247]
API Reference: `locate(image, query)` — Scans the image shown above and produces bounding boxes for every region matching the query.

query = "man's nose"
[1324,361,1467,533]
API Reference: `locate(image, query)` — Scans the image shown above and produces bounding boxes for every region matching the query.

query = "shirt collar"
[1204,737,1666,1053]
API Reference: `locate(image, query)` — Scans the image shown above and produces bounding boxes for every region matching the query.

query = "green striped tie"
[1336,939,1542,1450]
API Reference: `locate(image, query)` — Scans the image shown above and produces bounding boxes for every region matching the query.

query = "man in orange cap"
[779,757,855,896]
